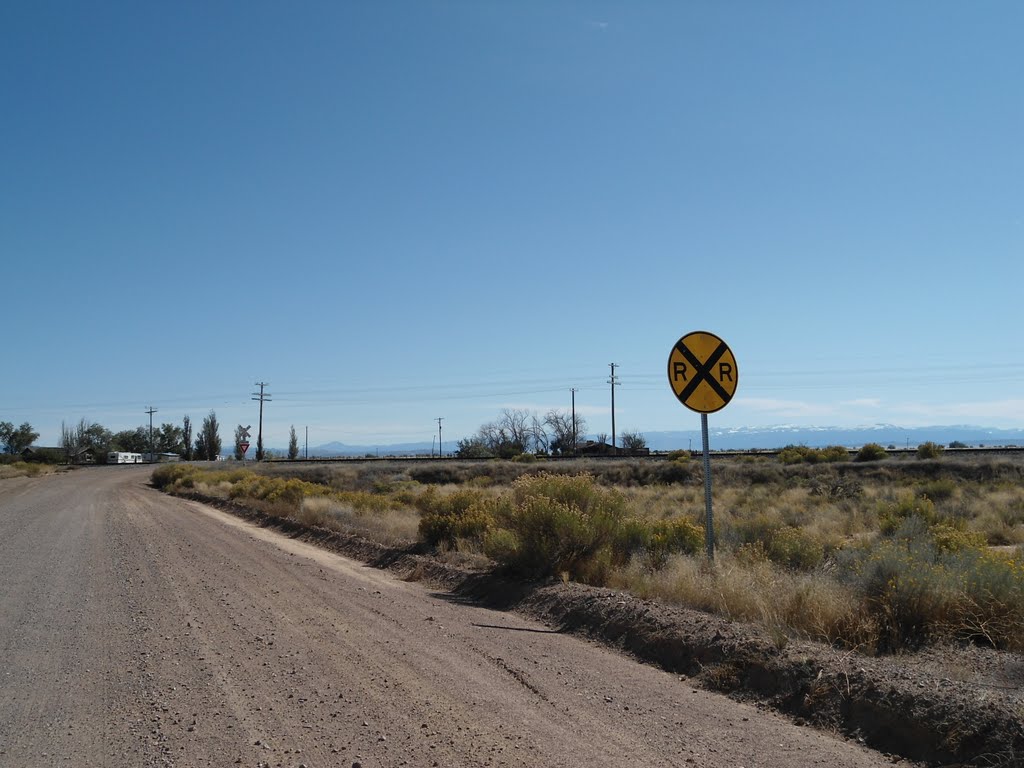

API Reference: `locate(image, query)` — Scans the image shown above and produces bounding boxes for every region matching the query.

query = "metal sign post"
[667,331,738,561]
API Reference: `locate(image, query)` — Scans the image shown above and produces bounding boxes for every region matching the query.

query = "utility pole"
[436,417,444,458]
[571,387,578,456]
[145,406,158,463]
[251,382,271,461]
[305,426,308,460]
[608,363,618,452]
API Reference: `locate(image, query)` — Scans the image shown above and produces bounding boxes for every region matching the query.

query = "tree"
[112,427,149,453]
[288,425,299,460]
[0,421,13,453]
[233,424,248,460]
[111,423,183,456]
[194,411,221,461]
[499,409,535,452]
[182,415,193,461]
[620,430,648,451]
[544,409,587,456]
[0,421,39,454]
[61,418,112,462]
[855,442,888,462]
[157,423,184,454]
[456,435,491,458]
[529,413,549,454]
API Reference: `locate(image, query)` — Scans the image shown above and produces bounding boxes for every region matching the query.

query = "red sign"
[239,441,250,455]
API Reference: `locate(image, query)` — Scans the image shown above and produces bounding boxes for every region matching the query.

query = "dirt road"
[0,467,905,767]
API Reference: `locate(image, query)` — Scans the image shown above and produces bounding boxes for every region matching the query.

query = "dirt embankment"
[186,491,1024,767]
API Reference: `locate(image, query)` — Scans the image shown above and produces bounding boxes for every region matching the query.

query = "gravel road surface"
[0,466,906,767]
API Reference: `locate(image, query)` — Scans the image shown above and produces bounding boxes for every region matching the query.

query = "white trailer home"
[107,451,143,464]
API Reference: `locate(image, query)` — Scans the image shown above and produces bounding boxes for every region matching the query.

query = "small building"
[21,446,67,463]
[22,445,95,464]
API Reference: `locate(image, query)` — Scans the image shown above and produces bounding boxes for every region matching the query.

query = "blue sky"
[3,1,1022,449]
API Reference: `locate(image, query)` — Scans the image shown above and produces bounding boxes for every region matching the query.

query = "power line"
[145,406,157,463]
[571,387,578,456]
[608,363,618,451]
[252,382,272,461]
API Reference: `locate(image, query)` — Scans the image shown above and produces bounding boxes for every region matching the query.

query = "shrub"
[855,443,888,462]
[653,461,695,484]
[819,445,851,462]
[853,541,962,651]
[420,506,495,547]
[917,478,957,503]
[778,445,816,465]
[645,518,704,566]
[878,492,938,535]
[151,463,196,489]
[917,441,944,459]
[413,487,487,517]
[765,526,825,571]
[724,512,824,571]
[483,473,627,582]
[416,487,495,547]
[954,549,1024,650]
[808,474,862,500]
[408,466,462,485]
[929,522,987,554]
[842,537,1024,652]
[778,445,848,465]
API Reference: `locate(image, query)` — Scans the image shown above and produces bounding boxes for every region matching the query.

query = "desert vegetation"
[0,459,61,480]
[153,450,1024,655]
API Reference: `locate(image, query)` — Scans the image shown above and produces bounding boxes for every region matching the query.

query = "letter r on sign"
[718,362,733,382]
[673,362,688,381]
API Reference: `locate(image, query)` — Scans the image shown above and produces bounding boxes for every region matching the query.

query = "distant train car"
[107,451,143,464]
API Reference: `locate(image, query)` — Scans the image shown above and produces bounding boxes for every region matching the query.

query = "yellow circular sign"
[667,331,738,413]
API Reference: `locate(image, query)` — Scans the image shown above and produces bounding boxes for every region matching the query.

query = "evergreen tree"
[195,411,221,460]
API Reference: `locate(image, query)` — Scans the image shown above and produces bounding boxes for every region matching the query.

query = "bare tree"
[530,413,549,454]
[499,409,533,451]
[58,419,111,463]
[544,409,587,455]
[620,430,648,451]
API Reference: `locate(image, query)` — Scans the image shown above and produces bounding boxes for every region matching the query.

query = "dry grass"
[297,496,419,544]
[0,462,60,480]
[610,553,878,650]
[153,453,1024,653]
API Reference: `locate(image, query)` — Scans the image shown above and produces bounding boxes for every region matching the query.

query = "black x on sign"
[667,331,738,413]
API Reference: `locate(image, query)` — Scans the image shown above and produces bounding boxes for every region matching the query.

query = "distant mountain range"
[274,424,1024,457]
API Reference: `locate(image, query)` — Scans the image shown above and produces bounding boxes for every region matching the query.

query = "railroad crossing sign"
[667,331,738,413]
[238,425,252,441]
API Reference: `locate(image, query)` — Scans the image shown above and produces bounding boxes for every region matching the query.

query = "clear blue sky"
[3,1,1022,449]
